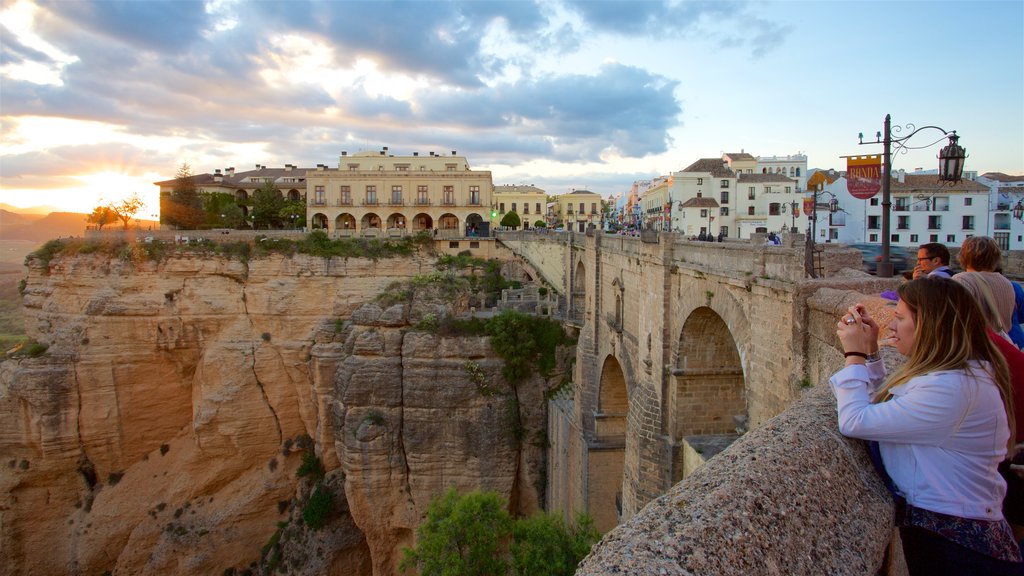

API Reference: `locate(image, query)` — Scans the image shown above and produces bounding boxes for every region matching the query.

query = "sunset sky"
[1,0,1022,218]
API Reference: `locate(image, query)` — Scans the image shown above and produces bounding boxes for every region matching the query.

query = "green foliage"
[110,192,146,230]
[302,483,334,530]
[27,238,68,270]
[202,192,245,228]
[400,489,512,576]
[500,211,522,228]
[486,310,569,383]
[510,512,599,576]
[163,163,205,229]
[533,220,546,228]
[86,205,118,230]
[279,200,306,229]
[251,181,286,229]
[400,490,598,576]
[7,339,49,358]
[296,453,324,480]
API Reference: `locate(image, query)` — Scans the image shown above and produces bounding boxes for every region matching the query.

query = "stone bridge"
[496,230,870,533]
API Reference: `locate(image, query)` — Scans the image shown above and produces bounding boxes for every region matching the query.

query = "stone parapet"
[576,384,895,576]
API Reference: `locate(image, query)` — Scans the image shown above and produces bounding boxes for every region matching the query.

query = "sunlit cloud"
[0,0,79,86]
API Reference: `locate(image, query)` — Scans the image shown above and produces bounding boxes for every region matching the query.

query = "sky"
[1,0,1022,217]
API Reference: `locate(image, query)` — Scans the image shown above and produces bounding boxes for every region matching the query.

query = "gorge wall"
[1,248,554,575]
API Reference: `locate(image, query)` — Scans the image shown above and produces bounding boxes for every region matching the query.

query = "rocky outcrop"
[1,249,555,576]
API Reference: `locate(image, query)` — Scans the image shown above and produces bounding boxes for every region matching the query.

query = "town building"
[756,153,808,190]
[977,172,1024,250]
[304,149,493,237]
[548,189,603,232]
[493,184,547,229]
[155,164,311,222]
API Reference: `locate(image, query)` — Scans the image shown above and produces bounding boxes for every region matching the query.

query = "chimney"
[214,169,222,183]
[256,164,261,169]
[342,151,347,156]
[317,164,325,171]
[226,167,235,176]
[285,164,293,172]
[380,150,385,155]
[413,152,418,156]
[452,150,457,156]
[897,169,905,183]
[430,152,435,156]
[383,146,389,152]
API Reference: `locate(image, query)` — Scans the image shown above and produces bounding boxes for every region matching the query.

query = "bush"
[296,453,324,480]
[500,211,522,228]
[302,483,334,530]
[510,513,598,576]
[486,310,569,383]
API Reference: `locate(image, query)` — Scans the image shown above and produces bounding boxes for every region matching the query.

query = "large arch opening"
[311,213,328,229]
[671,307,746,482]
[386,212,406,230]
[590,354,628,534]
[360,213,381,230]
[335,213,356,233]
[412,213,433,231]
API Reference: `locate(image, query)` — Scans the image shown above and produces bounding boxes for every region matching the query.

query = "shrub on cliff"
[400,489,598,576]
[486,310,570,383]
[302,483,334,530]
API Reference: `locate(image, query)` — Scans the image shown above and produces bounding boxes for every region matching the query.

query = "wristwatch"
[865,351,880,363]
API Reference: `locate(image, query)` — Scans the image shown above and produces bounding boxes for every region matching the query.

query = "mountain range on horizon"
[0,208,159,243]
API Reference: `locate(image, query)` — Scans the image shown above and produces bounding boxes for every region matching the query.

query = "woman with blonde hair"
[956,235,1017,339]
[831,278,1021,575]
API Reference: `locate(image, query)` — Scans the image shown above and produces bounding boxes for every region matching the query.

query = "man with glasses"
[913,242,954,279]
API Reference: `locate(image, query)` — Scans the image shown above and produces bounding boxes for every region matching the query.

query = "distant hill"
[0,203,63,215]
[0,211,88,242]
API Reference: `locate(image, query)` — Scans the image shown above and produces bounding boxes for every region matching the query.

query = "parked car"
[848,243,911,275]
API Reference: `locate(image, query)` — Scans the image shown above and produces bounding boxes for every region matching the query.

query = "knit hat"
[952,271,1016,332]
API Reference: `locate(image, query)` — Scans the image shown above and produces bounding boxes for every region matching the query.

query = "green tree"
[110,192,145,230]
[279,200,306,229]
[164,163,204,229]
[86,205,117,230]
[533,220,546,228]
[499,211,521,229]
[400,489,512,576]
[251,180,285,229]
[510,512,599,576]
[202,192,244,228]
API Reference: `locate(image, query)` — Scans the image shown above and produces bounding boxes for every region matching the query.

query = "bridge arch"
[591,354,629,533]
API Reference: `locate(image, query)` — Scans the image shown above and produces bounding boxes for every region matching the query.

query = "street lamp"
[805,187,842,278]
[857,114,967,277]
[1013,200,1024,221]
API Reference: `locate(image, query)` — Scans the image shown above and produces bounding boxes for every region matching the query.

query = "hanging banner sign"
[803,196,815,216]
[847,155,882,199]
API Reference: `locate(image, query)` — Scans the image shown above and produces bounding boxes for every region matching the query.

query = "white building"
[757,153,808,191]
[977,172,1024,250]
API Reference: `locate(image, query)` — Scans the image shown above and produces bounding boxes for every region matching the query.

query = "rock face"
[1,250,553,576]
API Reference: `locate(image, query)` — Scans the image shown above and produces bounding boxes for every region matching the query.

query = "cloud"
[38,0,209,53]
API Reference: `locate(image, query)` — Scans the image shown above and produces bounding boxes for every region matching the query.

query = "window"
[340,186,351,205]
[445,164,457,172]
[720,191,729,204]
[870,198,879,206]
[869,233,878,242]
[720,207,729,216]
[579,203,584,214]
[449,241,460,248]
[417,185,429,205]
[748,206,755,215]
[366,185,377,204]
[947,234,956,243]
[314,186,325,205]
[769,203,780,216]
[697,178,703,185]
[910,234,918,243]
[789,167,795,176]
[523,204,530,214]
[700,209,708,217]
[930,234,938,242]
[995,214,1011,230]
[591,203,597,214]
[443,186,455,205]
[897,215,909,230]
[720,179,729,188]
[395,164,409,172]
[720,226,728,237]
[894,197,909,211]
[785,186,791,194]
[469,186,480,205]
[348,163,359,171]
[535,203,541,214]
[391,185,402,204]
[765,186,773,194]
[748,187,756,200]
[933,196,950,211]
[868,215,880,229]
[962,215,974,230]
[964,197,973,206]
[891,234,899,243]
[470,241,480,249]
[928,215,941,229]
[512,203,517,212]
[499,203,505,212]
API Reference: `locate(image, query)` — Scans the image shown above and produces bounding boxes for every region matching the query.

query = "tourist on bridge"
[831,279,1021,575]
[912,242,954,279]
[955,236,1019,348]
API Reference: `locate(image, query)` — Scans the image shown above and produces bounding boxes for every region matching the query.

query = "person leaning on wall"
[831,278,1022,576]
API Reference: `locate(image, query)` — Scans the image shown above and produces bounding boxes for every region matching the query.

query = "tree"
[400,489,512,576]
[86,205,117,230]
[279,200,306,229]
[510,513,599,576]
[533,220,546,228]
[110,193,145,230]
[251,180,285,229]
[202,192,244,228]
[164,163,204,229]
[500,211,521,229]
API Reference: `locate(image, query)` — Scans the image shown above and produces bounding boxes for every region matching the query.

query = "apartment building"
[549,189,603,232]
[493,184,547,229]
[977,172,1024,250]
[155,164,311,219]
[756,153,808,190]
[305,149,493,237]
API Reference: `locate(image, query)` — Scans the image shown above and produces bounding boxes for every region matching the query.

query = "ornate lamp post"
[805,188,841,278]
[856,114,967,277]
[1013,199,1024,221]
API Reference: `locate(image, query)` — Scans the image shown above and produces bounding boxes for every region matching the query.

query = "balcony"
[415,198,431,206]
[468,199,482,206]
[441,199,456,207]
[311,200,327,206]
[335,198,353,206]
[388,198,404,206]
[363,198,379,206]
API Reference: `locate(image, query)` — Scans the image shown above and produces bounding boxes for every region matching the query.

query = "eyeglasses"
[917,255,936,261]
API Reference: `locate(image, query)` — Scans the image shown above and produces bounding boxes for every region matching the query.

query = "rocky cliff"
[1,248,556,575]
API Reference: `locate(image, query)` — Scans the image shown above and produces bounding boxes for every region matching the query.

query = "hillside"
[0,210,88,241]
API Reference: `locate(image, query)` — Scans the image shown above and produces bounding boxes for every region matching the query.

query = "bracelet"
[844,351,868,359]
[866,352,880,362]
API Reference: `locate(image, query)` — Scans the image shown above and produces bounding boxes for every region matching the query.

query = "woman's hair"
[958,236,1002,272]
[873,278,1014,447]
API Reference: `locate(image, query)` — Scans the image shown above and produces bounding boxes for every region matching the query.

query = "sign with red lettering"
[803,197,815,216]
[847,155,882,199]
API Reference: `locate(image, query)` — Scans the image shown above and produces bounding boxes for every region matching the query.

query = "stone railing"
[576,384,896,576]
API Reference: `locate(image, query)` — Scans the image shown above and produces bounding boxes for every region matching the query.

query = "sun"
[70,171,161,217]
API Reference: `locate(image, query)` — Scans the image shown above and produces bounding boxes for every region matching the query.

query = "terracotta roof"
[981,172,1024,183]
[890,174,988,192]
[154,166,315,189]
[679,197,720,208]
[723,152,756,161]
[737,173,797,184]
[680,158,735,178]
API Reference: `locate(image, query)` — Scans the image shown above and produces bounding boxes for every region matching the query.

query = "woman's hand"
[837,304,878,363]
